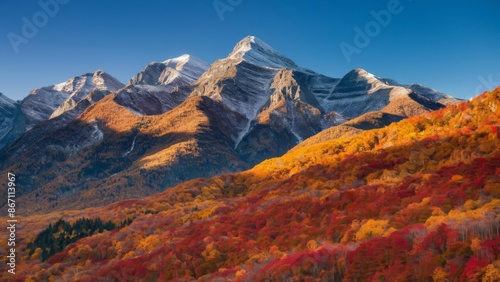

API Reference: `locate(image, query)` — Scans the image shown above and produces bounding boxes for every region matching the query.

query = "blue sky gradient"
[1,0,499,100]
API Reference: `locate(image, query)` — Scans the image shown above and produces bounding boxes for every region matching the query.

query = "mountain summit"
[228,36,298,69]
[115,55,210,115]
[49,70,124,119]
[128,54,209,87]
[22,70,123,128]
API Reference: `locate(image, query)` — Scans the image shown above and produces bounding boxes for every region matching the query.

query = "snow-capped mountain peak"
[228,36,298,69]
[162,54,196,68]
[162,54,210,71]
[325,68,391,101]
[163,54,191,64]
[342,69,455,102]
[342,68,385,86]
[230,36,276,57]
[52,70,123,95]
[115,55,209,116]
[17,71,124,125]
[129,54,209,87]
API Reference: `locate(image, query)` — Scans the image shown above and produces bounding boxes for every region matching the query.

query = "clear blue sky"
[1,0,499,101]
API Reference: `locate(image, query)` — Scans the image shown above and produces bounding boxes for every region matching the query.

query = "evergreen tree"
[27,217,128,261]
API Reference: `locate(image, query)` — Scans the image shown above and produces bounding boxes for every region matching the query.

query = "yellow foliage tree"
[355,219,394,241]
[482,264,500,282]
[306,240,319,251]
[137,234,161,253]
[432,266,449,282]
[235,269,246,278]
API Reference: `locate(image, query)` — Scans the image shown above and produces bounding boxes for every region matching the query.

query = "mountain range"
[0,36,460,214]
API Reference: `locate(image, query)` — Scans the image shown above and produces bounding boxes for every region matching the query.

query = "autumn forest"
[0,87,498,281]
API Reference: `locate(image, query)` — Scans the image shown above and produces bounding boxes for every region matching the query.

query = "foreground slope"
[4,87,500,281]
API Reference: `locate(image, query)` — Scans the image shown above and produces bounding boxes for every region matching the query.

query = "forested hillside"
[2,87,499,281]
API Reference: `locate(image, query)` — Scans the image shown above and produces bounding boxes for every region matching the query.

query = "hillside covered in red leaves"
[2,88,500,281]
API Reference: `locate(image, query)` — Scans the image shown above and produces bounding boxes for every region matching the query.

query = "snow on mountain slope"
[50,71,124,119]
[288,71,340,112]
[161,55,210,85]
[234,69,345,164]
[21,88,71,130]
[21,71,123,130]
[190,36,345,160]
[229,36,299,70]
[1,91,114,172]
[320,69,455,118]
[191,36,324,123]
[52,89,111,125]
[128,54,209,87]
[318,69,390,117]
[405,84,457,104]
[116,55,209,115]
[192,59,278,122]
[114,85,191,115]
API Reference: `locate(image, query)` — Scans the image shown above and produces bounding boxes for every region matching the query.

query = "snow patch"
[122,135,137,157]
[234,121,253,149]
[90,123,104,141]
